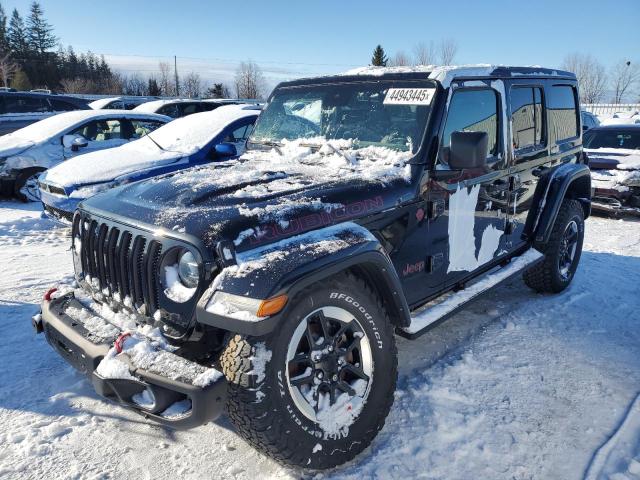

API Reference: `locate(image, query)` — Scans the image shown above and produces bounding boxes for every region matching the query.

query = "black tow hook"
[32,312,44,334]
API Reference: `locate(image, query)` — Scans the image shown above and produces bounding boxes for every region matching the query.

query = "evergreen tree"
[148,77,161,96]
[7,9,28,59]
[0,3,8,53]
[371,45,387,67]
[26,2,56,55]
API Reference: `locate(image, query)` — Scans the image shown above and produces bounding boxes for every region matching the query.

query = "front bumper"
[592,187,640,217]
[40,190,80,223]
[37,291,227,429]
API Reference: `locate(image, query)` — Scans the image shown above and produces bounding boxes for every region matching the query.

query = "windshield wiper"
[249,140,283,156]
[146,134,165,152]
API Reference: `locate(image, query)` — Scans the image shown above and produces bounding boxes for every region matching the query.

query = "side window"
[547,85,579,142]
[180,103,199,116]
[510,86,545,150]
[224,124,252,144]
[129,119,164,139]
[158,104,180,118]
[440,89,499,165]
[71,119,124,141]
[49,99,77,112]
[3,95,49,113]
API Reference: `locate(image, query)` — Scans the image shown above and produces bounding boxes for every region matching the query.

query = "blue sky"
[3,0,639,87]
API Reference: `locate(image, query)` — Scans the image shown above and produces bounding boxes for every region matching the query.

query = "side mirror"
[214,142,237,158]
[63,134,89,151]
[449,131,489,170]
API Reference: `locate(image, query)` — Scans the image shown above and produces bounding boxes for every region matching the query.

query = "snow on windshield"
[249,80,432,153]
[147,105,257,154]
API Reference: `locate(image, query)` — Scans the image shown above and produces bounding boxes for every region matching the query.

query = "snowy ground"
[1,200,639,480]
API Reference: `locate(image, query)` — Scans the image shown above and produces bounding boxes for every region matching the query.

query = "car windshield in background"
[249,81,435,153]
[584,130,640,150]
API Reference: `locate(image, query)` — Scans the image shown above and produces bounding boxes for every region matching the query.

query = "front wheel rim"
[20,174,41,201]
[558,220,579,280]
[285,306,374,425]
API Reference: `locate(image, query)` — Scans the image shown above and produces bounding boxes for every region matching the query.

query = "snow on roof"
[89,97,122,110]
[146,103,259,152]
[339,64,571,88]
[0,109,170,145]
[133,98,202,113]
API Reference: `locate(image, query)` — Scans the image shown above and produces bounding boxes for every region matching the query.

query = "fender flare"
[523,162,591,245]
[196,222,411,336]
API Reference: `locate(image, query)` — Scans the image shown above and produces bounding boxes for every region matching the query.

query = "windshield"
[249,80,435,153]
[584,130,640,150]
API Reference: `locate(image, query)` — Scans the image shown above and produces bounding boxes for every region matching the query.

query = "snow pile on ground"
[2,202,640,479]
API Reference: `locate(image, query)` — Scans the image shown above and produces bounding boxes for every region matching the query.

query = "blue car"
[39,104,260,222]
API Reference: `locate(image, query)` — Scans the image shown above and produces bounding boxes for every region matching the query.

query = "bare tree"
[610,60,640,104]
[60,77,96,94]
[183,71,202,98]
[158,61,174,96]
[413,41,436,66]
[439,39,458,66]
[562,53,607,104]
[388,51,410,67]
[0,52,18,87]
[122,73,147,96]
[234,61,265,99]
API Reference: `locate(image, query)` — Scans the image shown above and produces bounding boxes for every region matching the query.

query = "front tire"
[221,273,397,469]
[523,199,585,293]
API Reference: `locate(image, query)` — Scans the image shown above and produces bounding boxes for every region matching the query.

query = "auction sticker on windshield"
[383,88,435,105]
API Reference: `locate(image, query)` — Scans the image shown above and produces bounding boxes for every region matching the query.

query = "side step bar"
[400,249,543,339]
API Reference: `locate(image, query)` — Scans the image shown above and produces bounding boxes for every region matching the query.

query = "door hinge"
[427,253,444,273]
[428,199,445,219]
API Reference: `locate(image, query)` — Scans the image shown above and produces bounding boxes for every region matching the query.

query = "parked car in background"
[584,124,640,216]
[39,104,260,222]
[600,112,640,126]
[133,98,246,119]
[0,110,170,201]
[89,96,157,111]
[581,110,600,131]
[0,91,90,136]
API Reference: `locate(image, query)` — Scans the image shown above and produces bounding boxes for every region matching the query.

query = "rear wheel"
[14,168,45,202]
[221,273,397,469]
[523,199,585,293]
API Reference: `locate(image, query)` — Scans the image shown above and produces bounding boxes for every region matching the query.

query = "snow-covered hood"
[42,136,184,188]
[0,135,35,157]
[587,148,640,171]
[81,138,417,252]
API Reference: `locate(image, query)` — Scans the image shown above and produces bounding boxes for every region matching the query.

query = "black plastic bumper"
[38,294,227,429]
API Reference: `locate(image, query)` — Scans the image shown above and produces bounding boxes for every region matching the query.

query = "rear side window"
[158,104,180,118]
[441,89,499,159]
[49,99,77,112]
[510,86,544,150]
[547,85,578,142]
[129,119,165,139]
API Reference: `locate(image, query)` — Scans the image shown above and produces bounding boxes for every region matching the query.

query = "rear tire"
[523,199,585,293]
[14,168,45,202]
[221,273,397,470]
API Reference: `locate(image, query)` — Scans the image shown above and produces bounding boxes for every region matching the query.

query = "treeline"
[0,1,119,93]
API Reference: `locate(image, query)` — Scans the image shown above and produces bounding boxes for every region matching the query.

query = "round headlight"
[178,251,199,288]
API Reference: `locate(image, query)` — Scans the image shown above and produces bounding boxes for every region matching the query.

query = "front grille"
[44,204,73,222]
[73,214,163,316]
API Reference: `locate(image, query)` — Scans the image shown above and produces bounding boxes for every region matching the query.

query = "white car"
[0,110,170,201]
[89,96,155,110]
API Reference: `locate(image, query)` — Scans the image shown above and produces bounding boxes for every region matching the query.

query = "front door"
[429,84,510,291]
[63,118,129,159]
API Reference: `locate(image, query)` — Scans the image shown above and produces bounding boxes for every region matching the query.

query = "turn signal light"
[257,294,288,317]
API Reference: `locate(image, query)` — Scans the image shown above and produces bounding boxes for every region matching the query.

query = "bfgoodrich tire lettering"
[221,273,397,469]
[523,199,585,293]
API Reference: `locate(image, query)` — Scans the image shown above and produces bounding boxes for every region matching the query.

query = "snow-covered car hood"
[81,138,417,252]
[0,135,35,157]
[42,136,184,188]
[587,148,640,171]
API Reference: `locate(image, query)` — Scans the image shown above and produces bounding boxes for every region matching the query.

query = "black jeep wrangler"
[35,65,590,470]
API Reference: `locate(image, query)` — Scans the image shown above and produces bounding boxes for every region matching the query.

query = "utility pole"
[174,55,179,97]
